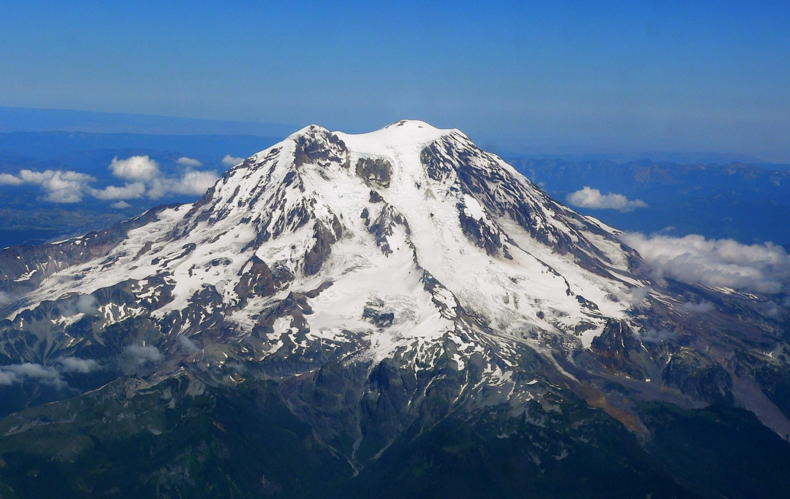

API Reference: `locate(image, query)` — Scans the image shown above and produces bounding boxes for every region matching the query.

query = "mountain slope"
[0,120,789,497]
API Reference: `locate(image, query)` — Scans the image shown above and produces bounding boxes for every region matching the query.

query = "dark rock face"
[304,219,341,275]
[457,203,502,257]
[420,142,455,182]
[367,205,409,256]
[369,190,384,203]
[234,255,281,303]
[661,349,734,405]
[293,126,348,169]
[355,158,393,188]
[590,320,647,379]
[363,299,395,327]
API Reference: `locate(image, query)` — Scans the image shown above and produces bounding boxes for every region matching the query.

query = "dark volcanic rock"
[304,219,341,276]
[293,126,348,168]
[457,202,502,257]
[234,255,277,301]
[356,158,393,188]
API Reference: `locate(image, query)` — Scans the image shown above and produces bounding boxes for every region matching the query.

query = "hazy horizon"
[0,105,784,165]
[2,1,789,161]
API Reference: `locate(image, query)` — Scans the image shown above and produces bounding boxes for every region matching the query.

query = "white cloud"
[0,291,12,306]
[147,170,218,199]
[222,154,245,168]
[567,187,648,212]
[177,157,203,167]
[111,200,132,209]
[177,335,200,354]
[109,155,160,181]
[56,294,99,317]
[58,357,100,373]
[124,344,162,365]
[90,182,146,200]
[621,233,790,294]
[18,169,95,203]
[144,179,167,200]
[76,294,99,315]
[167,170,218,196]
[681,301,716,313]
[0,173,22,185]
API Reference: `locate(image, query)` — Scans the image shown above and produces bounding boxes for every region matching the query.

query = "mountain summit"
[1,121,789,498]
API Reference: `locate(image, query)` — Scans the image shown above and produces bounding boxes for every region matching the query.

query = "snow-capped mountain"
[1,121,789,497]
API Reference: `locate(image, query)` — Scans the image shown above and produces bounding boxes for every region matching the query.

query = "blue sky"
[1,0,789,159]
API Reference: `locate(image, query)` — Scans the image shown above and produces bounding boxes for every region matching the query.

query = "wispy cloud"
[76,295,100,315]
[681,300,716,313]
[124,344,163,365]
[177,335,200,354]
[57,357,100,373]
[90,181,146,200]
[0,363,67,388]
[621,232,790,294]
[567,187,647,212]
[57,294,100,317]
[0,357,103,389]
[111,200,131,209]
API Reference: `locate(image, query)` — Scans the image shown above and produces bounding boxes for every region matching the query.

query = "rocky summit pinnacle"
[0,121,789,497]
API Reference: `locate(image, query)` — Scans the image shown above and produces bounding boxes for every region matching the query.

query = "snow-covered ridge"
[2,120,653,376]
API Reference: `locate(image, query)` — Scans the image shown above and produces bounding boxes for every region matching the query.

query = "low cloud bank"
[621,232,790,294]
[567,187,647,212]
[7,169,97,203]
[0,356,103,389]
[0,155,219,204]
[0,363,66,388]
